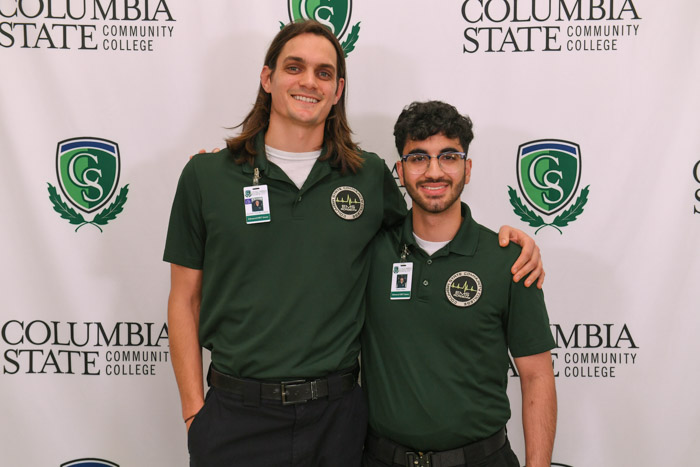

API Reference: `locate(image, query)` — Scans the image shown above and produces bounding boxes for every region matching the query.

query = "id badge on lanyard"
[390,244,413,300]
[243,168,271,224]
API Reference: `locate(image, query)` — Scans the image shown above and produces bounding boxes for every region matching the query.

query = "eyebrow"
[407,147,461,154]
[282,56,336,73]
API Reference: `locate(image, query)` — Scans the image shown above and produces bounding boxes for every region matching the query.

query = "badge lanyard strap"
[400,244,410,262]
[253,167,261,186]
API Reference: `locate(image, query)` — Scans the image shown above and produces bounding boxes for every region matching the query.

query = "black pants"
[361,438,520,467]
[188,384,368,467]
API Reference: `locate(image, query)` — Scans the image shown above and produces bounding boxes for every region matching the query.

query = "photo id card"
[243,185,271,224]
[390,262,413,300]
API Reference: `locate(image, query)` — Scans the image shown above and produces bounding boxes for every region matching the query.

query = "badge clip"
[400,244,410,262]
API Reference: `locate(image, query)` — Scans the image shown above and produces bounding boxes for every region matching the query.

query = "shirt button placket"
[418,257,433,299]
[424,259,433,286]
[292,191,304,219]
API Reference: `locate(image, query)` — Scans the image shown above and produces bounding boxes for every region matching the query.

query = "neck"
[264,116,325,152]
[411,201,463,242]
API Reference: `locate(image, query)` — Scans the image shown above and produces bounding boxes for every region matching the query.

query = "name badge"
[243,185,271,224]
[390,262,413,300]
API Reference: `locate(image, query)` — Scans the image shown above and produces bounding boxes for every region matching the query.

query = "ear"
[260,66,272,93]
[464,158,473,185]
[333,77,345,104]
[396,160,405,186]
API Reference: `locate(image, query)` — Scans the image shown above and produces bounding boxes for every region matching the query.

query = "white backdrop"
[2,1,699,466]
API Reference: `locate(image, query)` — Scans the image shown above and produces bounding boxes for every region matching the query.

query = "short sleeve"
[506,280,555,358]
[163,159,206,269]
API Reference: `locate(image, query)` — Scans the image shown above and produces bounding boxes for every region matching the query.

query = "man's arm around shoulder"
[514,351,557,467]
[168,263,204,431]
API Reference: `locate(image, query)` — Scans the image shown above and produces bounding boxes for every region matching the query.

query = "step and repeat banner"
[2,1,699,466]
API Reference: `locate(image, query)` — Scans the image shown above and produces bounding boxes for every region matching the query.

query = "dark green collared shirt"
[164,133,406,379]
[361,203,554,451]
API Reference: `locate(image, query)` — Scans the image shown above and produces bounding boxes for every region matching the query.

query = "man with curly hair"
[361,101,557,467]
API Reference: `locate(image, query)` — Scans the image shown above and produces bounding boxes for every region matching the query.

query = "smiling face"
[397,133,472,217]
[261,33,345,135]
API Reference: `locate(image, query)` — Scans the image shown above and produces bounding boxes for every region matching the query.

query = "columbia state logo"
[445,271,482,307]
[47,137,129,232]
[285,0,361,56]
[331,186,364,220]
[508,139,590,234]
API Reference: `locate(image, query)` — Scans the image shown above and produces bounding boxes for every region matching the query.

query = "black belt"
[366,427,507,467]
[210,367,357,405]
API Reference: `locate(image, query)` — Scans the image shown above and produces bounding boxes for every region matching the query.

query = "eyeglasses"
[400,152,467,174]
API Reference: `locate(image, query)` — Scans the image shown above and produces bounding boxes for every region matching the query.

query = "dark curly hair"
[393,101,474,156]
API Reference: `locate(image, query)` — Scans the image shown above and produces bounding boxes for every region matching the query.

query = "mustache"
[418,178,452,185]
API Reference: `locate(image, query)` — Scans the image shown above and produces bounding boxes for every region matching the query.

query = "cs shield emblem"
[56,138,120,213]
[48,137,129,232]
[508,139,590,234]
[517,140,580,216]
[288,0,351,38]
[286,0,360,56]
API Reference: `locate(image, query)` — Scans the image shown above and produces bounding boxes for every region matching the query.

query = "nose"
[299,69,318,89]
[424,155,443,179]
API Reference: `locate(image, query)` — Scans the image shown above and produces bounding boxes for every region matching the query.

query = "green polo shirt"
[361,203,554,451]
[164,133,406,380]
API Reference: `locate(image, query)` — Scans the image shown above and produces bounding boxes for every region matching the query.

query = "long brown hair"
[225,20,363,174]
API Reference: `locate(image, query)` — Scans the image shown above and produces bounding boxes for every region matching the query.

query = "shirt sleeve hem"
[162,252,203,270]
[510,341,556,359]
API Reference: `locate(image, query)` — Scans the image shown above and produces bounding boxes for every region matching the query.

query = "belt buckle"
[281,379,307,405]
[405,451,433,467]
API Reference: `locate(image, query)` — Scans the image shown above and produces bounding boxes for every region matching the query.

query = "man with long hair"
[164,21,544,467]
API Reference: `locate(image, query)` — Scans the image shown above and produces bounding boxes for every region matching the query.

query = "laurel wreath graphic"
[47,183,129,232]
[341,22,361,57]
[47,183,86,226]
[508,185,590,234]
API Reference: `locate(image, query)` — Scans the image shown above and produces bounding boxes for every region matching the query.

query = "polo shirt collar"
[241,132,334,185]
[400,202,479,258]
[240,131,269,175]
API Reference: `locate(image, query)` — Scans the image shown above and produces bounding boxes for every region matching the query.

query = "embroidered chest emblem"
[445,271,482,307]
[331,186,364,220]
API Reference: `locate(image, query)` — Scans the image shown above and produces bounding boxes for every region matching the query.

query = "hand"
[498,225,544,289]
[190,148,221,160]
[184,402,204,433]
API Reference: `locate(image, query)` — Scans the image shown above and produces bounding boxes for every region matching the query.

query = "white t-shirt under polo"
[413,233,450,256]
[265,145,321,189]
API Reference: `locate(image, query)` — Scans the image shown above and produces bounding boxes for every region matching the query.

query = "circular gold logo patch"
[331,186,364,220]
[445,271,482,307]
